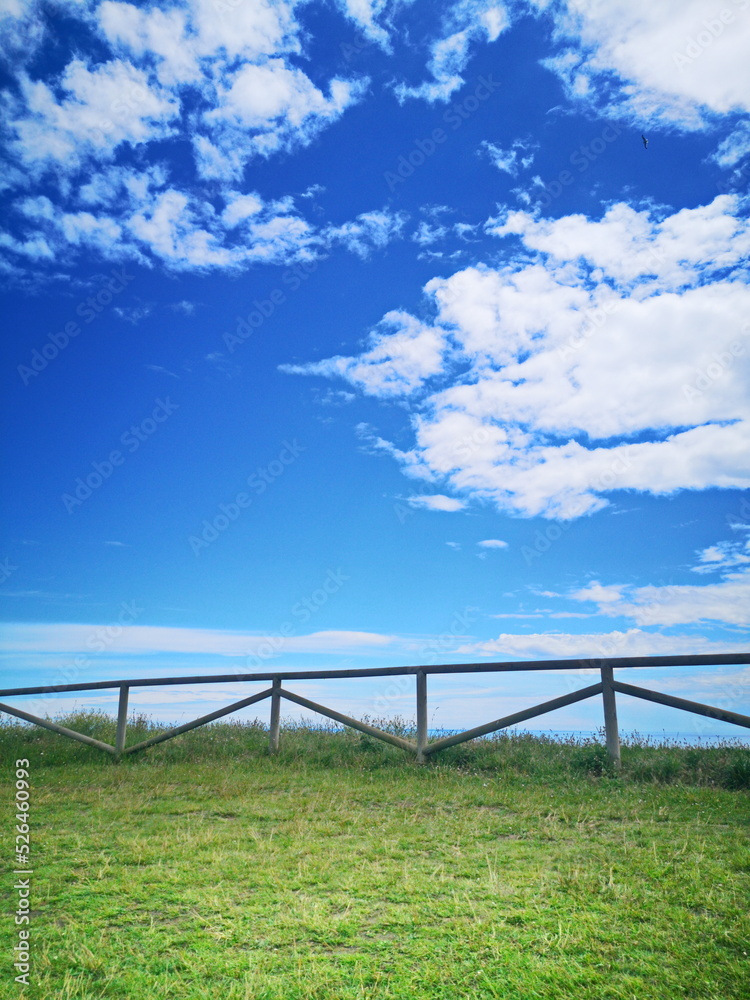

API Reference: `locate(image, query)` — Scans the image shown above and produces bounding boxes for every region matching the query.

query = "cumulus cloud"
[281,193,750,518]
[535,0,750,127]
[478,538,508,548]
[8,59,178,171]
[0,0,383,275]
[201,61,365,179]
[3,169,328,271]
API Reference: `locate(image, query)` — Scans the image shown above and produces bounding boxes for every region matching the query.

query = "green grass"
[2,714,749,999]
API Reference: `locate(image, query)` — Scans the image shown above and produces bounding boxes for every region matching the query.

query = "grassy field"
[2,714,749,999]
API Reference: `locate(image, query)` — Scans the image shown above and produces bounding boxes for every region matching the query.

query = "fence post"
[416,670,428,763]
[600,665,621,768]
[269,678,281,755]
[115,684,129,758]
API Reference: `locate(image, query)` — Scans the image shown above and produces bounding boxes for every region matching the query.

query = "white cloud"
[9,59,178,171]
[406,495,466,512]
[222,192,264,228]
[711,120,750,168]
[98,2,200,85]
[394,0,509,103]
[457,628,750,659]
[334,0,392,47]
[281,310,447,396]
[210,59,358,130]
[478,538,508,548]
[170,299,195,314]
[8,168,334,272]
[0,0,374,273]
[570,569,750,627]
[285,193,750,518]
[571,582,625,604]
[0,623,397,657]
[100,0,302,78]
[412,221,448,246]
[536,0,750,127]
[692,536,750,574]
[198,62,366,179]
[326,209,406,258]
[480,138,536,175]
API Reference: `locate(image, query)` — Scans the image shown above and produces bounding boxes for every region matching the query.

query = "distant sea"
[427,728,750,747]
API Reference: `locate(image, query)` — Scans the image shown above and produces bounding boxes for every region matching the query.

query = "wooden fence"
[1,653,748,765]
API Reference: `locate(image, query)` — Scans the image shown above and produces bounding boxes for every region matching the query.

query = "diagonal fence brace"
[122,687,275,755]
[423,682,605,756]
[612,680,750,730]
[279,688,417,753]
[0,699,117,755]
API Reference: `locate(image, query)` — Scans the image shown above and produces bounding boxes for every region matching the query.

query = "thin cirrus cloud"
[283,194,750,519]
[455,629,750,660]
[0,623,398,658]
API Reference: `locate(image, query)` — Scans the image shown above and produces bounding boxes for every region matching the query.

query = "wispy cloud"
[0,623,398,658]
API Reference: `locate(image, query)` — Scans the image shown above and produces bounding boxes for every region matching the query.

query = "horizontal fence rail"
[1,653,748,764]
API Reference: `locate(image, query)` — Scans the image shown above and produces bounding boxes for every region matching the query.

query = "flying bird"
[641,134,648,149]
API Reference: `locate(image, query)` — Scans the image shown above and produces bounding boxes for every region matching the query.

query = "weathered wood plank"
[279,689,417,753]
[2,653,747,698]
[269,678,281,755]
[0,700,116,754]
[423,683,604,756]
[115,684,129,755]
[612,680,750,730]
[122,687,274,755]
[600,666,621,768]
[416,670,428,763]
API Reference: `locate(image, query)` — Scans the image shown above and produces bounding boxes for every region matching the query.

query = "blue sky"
[1,0,749,738]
